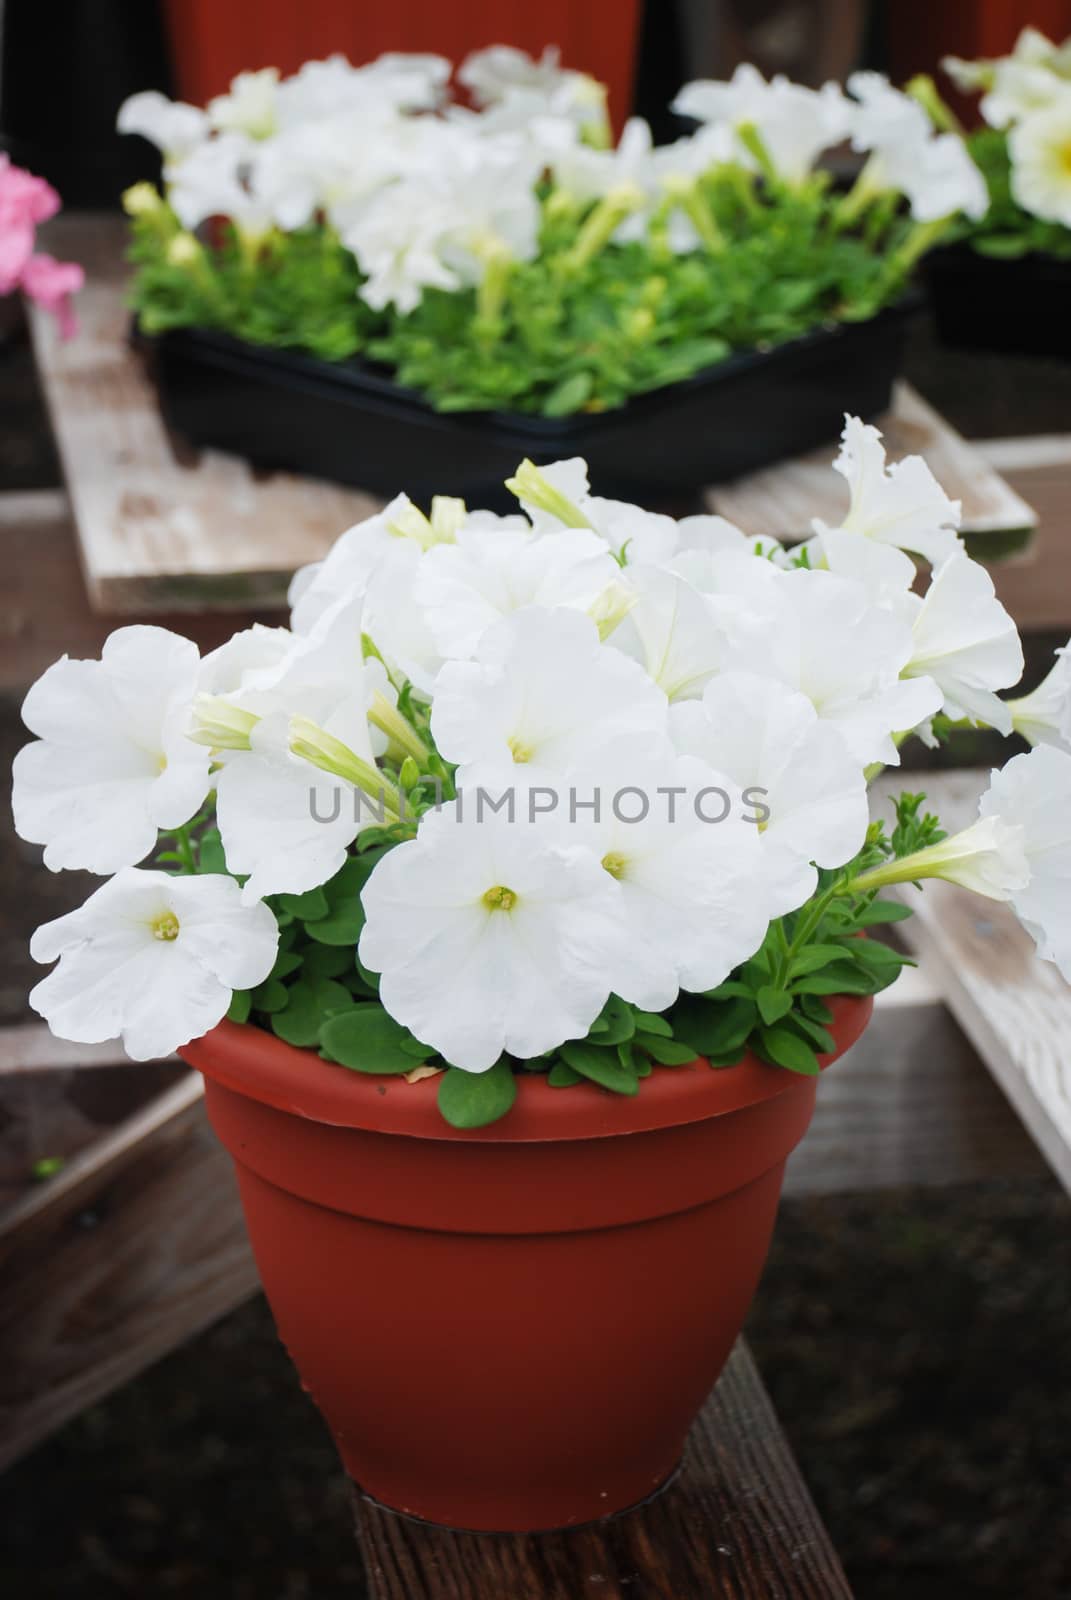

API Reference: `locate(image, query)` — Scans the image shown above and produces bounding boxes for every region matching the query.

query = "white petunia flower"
[431,607,668,785]
[358,800,620,1070]
[288,494,423,634]
[1005,643,1071,751]
[29,869,278,1060]
[607,565,727,702]
[1009,99,1071,226]
[981,744,1071,981]
[416,522,620,660]
[814,415,963,566]
[805,526,918,609]
[672,65,852,182]
[207,68,280,139]
[198,624,293,697]
[564,746,769,1011]
[847,72,989,222]
[13,627,211,874]
[902,554,1024,733]
[213,595,391,899]
[722,567,942,765]
[669,671,870,915]
[165,132,272,237]
[117,91,208,159]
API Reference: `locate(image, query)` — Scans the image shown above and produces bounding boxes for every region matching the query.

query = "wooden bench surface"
[30,213,1037,617]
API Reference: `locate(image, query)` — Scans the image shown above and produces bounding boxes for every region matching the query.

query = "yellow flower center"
[156,752,168,773]
[507,736,533,764]
[151,911,181,942]
[482,885,518,912]
[601,851,628,879]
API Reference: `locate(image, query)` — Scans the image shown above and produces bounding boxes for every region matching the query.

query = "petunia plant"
[13,417,1071,1126]
[922,26,1071,258]
[117,48,988,416]
[0,154,84,338]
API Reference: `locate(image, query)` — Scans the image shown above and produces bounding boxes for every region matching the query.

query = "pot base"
[350,1459,684,1536]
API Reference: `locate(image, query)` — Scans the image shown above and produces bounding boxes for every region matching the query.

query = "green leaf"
[756,986,793,1025]
[559,1041,640,1095]
[800,994,834,1025]
[784,1012,836,1054]
[227,989,252,1024]
[301,944,352,980]
[277,886,331,922]
[669,995,757,1058]
[197,828,229,875]
[635,1033,699,1066]
[700,980,756,1001]
[438,1059,517,1128]
[547,1062,583,1087]
[271,977,355,1047]
[631,1010,673,1038]
[586,995,636,1047]
[757,1027,821,1076]
[791,962,878,997]
[541,369,593,417]
[852,900,913,926]
[305,852,391,946]
[268,950,303,982]
[249,977,289,1014]
[788,944,855,978]
[320,1004,433,1073]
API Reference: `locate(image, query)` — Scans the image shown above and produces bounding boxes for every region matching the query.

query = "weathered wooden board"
[356,1339,853,1600]
[0,488,283,689]
[708,381,1038,540]
[977,458,1071,634]
[871,769,1071,1196]
[0,1069,259,1471]
[29,214,382,615]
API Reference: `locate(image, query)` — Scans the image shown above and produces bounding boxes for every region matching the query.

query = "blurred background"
[1,2,1070,1596]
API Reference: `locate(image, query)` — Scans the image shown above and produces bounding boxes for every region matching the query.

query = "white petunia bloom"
[358,800,621,1070]
[213,595,391,899]
[1009,99,1071,227]
[288,494,424,634]
[607,565,727,702]
[29,869,278,1060]
[117,91,208,159]
[672,64,853,182]
[847,72,989,222]
[902,555,1023,733]
[722,567,942,765]
[805,526,917,609]
[669,671,870,915]
[981,745,1071,981]
[814,415,963,566]
[13,627,211,874]
[431,607,668,785]
[207,68,280,139]
[1006,643,1071,751]
[165,132,272,237]
[416,523,620,660]
[198,623,293,697]
[565,747,770,1011]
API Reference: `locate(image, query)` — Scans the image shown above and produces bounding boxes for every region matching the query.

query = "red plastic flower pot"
[181,992,872,1532]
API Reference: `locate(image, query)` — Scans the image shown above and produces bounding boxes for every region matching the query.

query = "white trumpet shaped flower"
[358,800,621,1070]
[29,869,278,1060]
[431,607,667,786]
[13,627,211,874]
[902,555,1024,732]
[1009,99,1071,227]
[669,671,870,915]
[117,91,208,159]
[980,745,1071,981]
[1006,643,1071,751]
[814,415,963,566]
[607,565,727,702]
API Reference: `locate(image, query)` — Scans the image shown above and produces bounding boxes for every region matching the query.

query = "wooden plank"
[0,1072,258,1470]
[0,488,284,689]
[871,770,1071,1195]
[787,966,1045,1194]
[28,213,383,615]
[980,461,1071,634]
[708,381,1038,540]
[356,1339,852,1600]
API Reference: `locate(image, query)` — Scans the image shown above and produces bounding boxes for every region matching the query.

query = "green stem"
[173,824,196,875]
[563,185,644,272]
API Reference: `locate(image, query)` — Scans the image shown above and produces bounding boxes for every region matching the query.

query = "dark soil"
[1,302,1070,1598]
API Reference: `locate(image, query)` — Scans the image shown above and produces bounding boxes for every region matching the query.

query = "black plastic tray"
[926,244,1071,359]
[140,300,916,507]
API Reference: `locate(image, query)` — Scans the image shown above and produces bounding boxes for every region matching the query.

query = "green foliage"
[127,176,921,419]
[958,128,1071,261]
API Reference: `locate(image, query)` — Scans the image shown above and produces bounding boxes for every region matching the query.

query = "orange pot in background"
[163,0,642,129]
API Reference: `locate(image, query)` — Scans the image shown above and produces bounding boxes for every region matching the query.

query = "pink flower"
[20,254,85,340]
[0,153,60,227]
[0,220,34,294]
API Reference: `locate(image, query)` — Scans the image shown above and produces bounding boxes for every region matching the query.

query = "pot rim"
[180,992,872,1145]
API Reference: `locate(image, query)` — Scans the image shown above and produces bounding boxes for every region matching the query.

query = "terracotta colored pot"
[181,992,872,1532]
